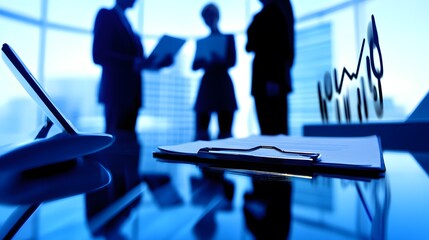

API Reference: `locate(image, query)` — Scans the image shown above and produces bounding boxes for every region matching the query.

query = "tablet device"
[1,43,77,134]
[195,34,227,64]
[146,35,185,69]
[0,43,114,171]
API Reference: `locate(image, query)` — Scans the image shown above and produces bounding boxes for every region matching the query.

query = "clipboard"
[153,135,386,178]
[197,145,321,166]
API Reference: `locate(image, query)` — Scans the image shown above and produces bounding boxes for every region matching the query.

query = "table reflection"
[1,147,414,240]
[243,179,292,240]
[85,131,141,239]
[190,169,235,239]
[356,177,390,240]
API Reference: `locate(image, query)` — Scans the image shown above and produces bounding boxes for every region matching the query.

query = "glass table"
[1,134,429,240]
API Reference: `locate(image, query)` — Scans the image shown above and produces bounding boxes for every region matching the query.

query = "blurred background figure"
[246,0,295,135]
[93,0,171,135]
[192,3,238,141]
[191,3,236,220]
[92,0,143,134]
[244,2,294,238]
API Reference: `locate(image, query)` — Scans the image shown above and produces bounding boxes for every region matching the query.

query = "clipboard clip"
[198,145,322,162]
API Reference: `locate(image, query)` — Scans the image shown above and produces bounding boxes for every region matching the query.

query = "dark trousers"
[254,95,288,135]
[104,103,139,134]
[195,111,234,140]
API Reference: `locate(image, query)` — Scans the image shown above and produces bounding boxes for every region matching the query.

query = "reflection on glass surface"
[143,173,183,208]
[356,178,391,240]
[289,21,332,135]
[243,179,292,239]
[290,176,390,240]
[190,171,235,239]
[3,147,429,239]
[0,159,110,205]
[363,0,429,115]
[85,131,141,239]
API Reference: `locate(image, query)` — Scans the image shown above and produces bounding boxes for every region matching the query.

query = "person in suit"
[246,0,295,135]
[93,0,170,134]
[192,3,237,140]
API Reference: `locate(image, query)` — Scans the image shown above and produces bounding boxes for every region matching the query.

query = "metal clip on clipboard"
[197,145,322,166]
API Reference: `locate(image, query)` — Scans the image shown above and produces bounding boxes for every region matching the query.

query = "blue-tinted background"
[1,0,427,145]
[1,0,429,239]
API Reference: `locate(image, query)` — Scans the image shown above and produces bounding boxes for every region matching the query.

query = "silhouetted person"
[192,3,237,140]
[191,2,237,202]
[93,0,171,134]
[246,0,295,135]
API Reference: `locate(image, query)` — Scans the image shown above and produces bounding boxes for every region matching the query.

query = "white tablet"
[1,43,78,134]
[0,43,114,172]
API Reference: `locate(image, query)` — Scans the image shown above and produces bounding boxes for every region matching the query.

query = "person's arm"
[226,35,237,68]
[192,44,208,71]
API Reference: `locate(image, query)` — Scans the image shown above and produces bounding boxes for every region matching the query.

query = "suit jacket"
[93,8,144,109]
[246,3,295,97]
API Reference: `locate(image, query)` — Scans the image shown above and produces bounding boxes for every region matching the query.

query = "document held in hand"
[195,34,228,64]
[146,35,185,69]
[153,135,386,178]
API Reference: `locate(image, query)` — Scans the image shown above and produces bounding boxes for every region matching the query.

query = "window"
[0,0,428,148]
